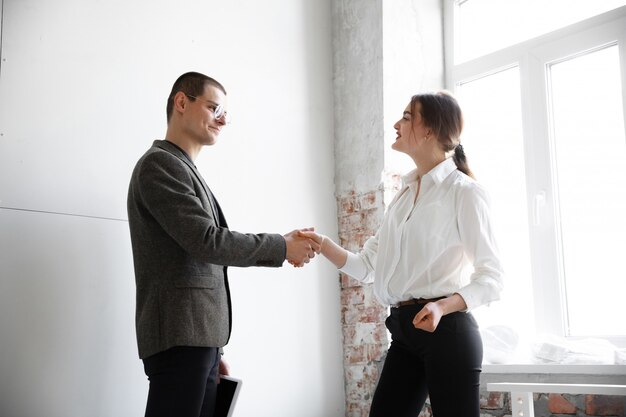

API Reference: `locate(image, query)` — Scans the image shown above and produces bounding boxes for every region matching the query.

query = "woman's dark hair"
[166,72,227,123]
[410,91,474,179]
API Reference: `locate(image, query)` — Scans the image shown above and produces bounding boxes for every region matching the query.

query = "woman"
[302,92,503,417]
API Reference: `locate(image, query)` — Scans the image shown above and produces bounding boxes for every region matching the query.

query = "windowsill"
[480,364,626,390]
[484,364,626,375]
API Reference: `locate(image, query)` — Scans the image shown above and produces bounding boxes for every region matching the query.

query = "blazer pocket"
[174,274,221,289]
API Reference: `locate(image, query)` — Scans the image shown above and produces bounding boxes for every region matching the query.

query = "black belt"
[393,296,446,308]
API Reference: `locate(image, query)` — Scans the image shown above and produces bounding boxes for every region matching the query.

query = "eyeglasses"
[185,94,230,124]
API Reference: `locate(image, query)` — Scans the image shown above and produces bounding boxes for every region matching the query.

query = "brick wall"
[368,390,626,416]
[337,188,387,417]
[479,391,625,417]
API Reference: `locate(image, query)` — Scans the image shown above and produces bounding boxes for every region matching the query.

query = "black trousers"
[369,304,483,417]
[143,346,221,417]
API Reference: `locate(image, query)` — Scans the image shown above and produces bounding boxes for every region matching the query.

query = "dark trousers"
[143,346,221,417]
[369,304,483,417]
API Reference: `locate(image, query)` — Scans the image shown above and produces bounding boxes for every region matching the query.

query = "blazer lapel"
[211,193,228,228]
[196,175,223,227]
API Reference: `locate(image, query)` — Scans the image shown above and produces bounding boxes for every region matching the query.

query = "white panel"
[0,208,146,417]
[0,0,233,220]
[0,0,343,416]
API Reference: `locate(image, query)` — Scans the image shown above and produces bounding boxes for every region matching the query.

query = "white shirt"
[340,157,504,310]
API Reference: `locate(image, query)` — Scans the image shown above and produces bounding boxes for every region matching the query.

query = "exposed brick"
[338,211,369,233]
[480,391,505,409]
[359,284,378,305]
[344,344,367,365]
[341,322,386,344]
[340,272,363,289]
[585,395,625,416]
[548,393,577,414]
[337,186,386,417]
[349,323,380,344]
[337,190,383,215]
[417,403,433,417]
[346,401,369,417]
[382,170,403,192]
[370,324,388,344]
[338,190,383,256]
[366,342,387,363]
[340,286,366,305]
[342,304,388,324]
[343,325,356,344]
[340,282,367,301]
[339,211,381,244]
[344,364,379,401]
[343,339,388,364]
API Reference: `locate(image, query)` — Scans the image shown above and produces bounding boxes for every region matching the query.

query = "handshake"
[283,228,325,268]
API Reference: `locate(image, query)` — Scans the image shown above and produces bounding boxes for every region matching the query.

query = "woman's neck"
[413,153,446,178]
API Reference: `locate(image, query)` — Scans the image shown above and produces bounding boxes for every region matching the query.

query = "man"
[127,72,319,417]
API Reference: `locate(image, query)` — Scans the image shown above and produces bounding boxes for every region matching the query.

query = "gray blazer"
[127,140,286,359]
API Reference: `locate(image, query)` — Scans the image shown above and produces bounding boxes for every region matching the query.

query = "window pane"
[549,45,626,337]
[457,67,535,351]
[455,0,626,63]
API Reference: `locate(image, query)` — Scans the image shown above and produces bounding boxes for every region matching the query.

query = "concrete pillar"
[331,1,443,416]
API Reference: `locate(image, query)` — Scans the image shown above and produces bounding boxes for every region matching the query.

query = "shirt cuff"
[456,282,500,311]
[339,251,369,281]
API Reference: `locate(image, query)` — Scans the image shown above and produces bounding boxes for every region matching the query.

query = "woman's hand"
[412,294,468,332]
[297,230,325,254]
[297,230,348,269]
[412,302,444,332]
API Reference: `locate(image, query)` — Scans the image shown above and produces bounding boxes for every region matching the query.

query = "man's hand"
[216,358,230,383]
[284,228,321,267]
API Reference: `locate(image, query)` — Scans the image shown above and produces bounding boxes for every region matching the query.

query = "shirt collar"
[401,169,420,188]
[428,157,457,185]
[401,157,457,188]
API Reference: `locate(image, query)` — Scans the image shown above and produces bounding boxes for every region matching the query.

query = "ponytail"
[453,144,474,179]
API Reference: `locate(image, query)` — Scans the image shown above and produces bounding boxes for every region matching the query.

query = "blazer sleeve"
[133,150,286,267]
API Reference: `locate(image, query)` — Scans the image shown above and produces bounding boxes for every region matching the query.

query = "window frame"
[443,2,626,346]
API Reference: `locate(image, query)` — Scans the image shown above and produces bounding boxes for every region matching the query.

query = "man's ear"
[173,91,188,114]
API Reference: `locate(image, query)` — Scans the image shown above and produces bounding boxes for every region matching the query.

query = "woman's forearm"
[298,231,348,269]
[319,235,348,269]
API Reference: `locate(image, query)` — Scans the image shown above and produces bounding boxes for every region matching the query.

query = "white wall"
[0,0,344,416]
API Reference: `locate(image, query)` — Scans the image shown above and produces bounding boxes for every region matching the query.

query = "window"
[453,0,626,63]
[548,44,626,337]
[445,1,626,354]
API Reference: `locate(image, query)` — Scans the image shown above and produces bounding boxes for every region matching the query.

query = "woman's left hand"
[412,302,444,332]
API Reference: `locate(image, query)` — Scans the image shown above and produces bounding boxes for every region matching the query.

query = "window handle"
[533,191,546,226]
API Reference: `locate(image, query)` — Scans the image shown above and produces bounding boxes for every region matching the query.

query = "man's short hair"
[166,72,226,122]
